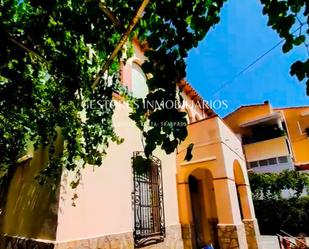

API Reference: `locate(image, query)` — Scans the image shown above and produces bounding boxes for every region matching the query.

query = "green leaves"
[132,155,152,175]
[254,197,309,236]
[290,59,309,94]
[249,170,309,200]
[0,0,127,183]
[290,59,309,81]
[0,0,227,185]
[128,0,226,157]
[294,35,306,45]
[260,0,309,94]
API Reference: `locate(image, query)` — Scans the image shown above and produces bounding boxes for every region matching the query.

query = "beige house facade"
[224,101,309,173]
[0,41,261,249]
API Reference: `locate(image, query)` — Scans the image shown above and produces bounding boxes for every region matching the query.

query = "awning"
[240,112,282,127]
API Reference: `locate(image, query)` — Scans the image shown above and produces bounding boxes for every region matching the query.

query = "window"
[132,62,148,98]
[268,158,277,165]
[278,156,288,164]
[132,152,165,248]
[249,161,259,168]
[248,156,290,169]
[259,159,268,167]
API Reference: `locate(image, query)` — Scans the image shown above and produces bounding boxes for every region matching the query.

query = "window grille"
[132,151,165,248]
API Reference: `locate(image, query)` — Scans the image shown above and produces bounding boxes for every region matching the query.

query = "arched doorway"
[233,160,251,220]
[188,175,203,248]
[233,160,261,249]
[188,168,219,249]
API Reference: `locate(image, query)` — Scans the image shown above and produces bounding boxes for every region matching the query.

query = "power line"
[210,26,302,97]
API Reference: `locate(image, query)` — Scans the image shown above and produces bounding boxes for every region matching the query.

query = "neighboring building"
[224,101,309,173]
[0,40,261,249]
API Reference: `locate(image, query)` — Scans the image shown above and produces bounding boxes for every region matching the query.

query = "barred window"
[132,152,165,248]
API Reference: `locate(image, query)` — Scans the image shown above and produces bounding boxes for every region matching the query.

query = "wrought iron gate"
[132,151,165,248]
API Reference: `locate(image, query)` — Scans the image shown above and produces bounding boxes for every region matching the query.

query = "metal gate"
[132,151,165,248]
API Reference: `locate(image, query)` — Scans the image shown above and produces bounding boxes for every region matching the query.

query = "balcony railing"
[242,128,285,145]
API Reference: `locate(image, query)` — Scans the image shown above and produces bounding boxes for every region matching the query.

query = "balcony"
[242,126,285,145]
[244,136,291,165]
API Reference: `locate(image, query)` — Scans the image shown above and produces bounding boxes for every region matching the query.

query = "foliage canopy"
[249,170,309,235]
[249,170,309,199]
[260,0,309,94]
[0,0,308,184]
[0,0,225,183]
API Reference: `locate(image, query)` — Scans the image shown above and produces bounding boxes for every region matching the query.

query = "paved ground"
[260,235,309,249]
[260,236,280,249]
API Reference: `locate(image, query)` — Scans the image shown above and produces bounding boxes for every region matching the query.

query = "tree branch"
[92,0,150,89]
[8,36,50,65]
[99,2,123,31]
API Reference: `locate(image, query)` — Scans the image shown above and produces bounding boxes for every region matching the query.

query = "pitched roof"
[274,105,309,110]
[178,79,216,117]
[225,102,309,120]
[223,102,269,119]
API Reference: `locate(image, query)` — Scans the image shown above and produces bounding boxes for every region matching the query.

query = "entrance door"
[189,175,204,249]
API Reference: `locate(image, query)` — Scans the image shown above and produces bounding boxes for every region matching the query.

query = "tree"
[248,170,309,200]
[0,0,308,185]
[260,0,309,94]
[0,0,226,183]
[248,171,309,235]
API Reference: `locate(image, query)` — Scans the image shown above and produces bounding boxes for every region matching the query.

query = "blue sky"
[186,0,309,117]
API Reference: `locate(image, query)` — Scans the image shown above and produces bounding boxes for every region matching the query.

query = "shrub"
[249,171,309,235]
[253,197,309,235]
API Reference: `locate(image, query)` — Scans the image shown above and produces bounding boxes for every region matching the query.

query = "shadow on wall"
[0,148,61,241]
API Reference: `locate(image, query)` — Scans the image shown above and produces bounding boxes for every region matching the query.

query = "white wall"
[56,42,181,241]
[56,101,180,241]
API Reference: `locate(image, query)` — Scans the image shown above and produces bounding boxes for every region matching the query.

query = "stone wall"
[0,225,183,249]
[0,235,55,249]
[243,219,262,249]
[142,225,184,249]
[217,223,248,249]
[55,232,134,249]
[180,224,195,249]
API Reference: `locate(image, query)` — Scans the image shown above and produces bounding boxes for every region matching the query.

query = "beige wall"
[55,38,186,242]
[280,107,309,164]
[244,137,290,162]
[218,118,246,178]
[55,107,137,240]
[225,104,309,167]
[177,116,246,180]
[176,116,251,219]
[0,148,60,240]
[1,40,182,244]
[56,101,180,241]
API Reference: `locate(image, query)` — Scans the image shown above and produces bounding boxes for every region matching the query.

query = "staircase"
[276,230,308,249]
